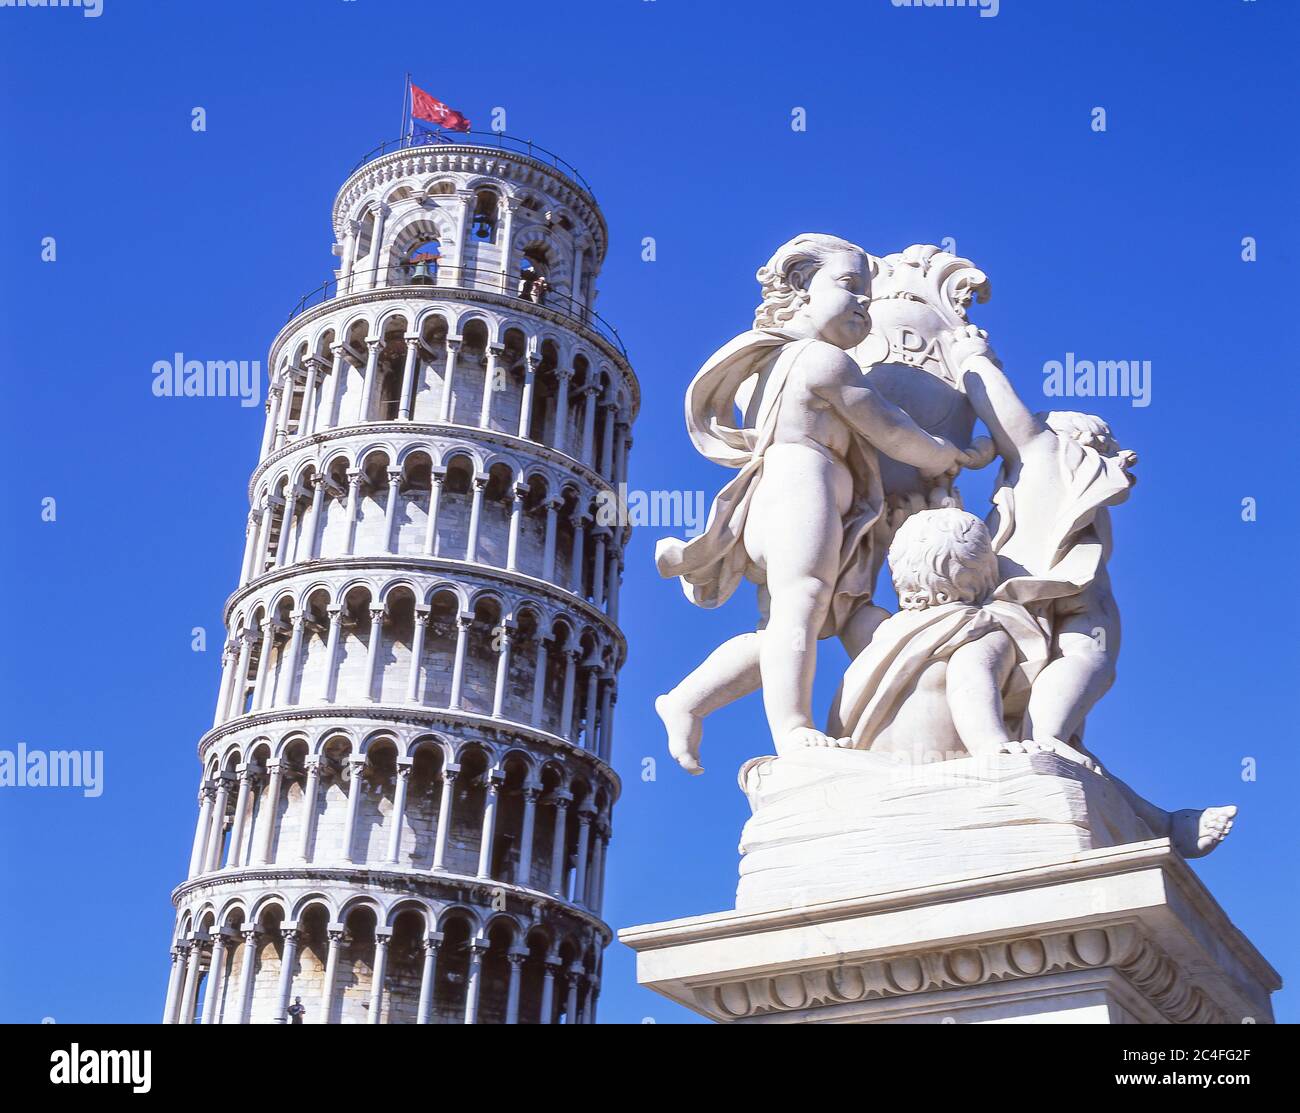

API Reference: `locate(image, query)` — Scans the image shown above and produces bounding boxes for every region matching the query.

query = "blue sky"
[1,0,1295,1024]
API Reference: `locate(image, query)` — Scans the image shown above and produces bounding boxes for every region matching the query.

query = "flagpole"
[400,72,410,146]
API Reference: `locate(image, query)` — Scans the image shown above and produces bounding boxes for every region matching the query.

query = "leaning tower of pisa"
[162,133,636,1024]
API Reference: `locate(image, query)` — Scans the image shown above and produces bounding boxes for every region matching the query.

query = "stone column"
[297,759,321,862]
[213,643,237,728]
[367,930,392,1024]
[517,784,540,888]
[205,776,231,873]
[579,384,598,465]
[607,548,623,621]
[505,482,526,571]
[239,509,260,585]
[361,606,385,703]
[358,338,381,423]
[250,496,274,580]
[252,760,283,865]
[465,473,487,561]
[341,756,367,862]
[398,335,420,420]
[589,822,609,913]
[300,356,324,437]
[200,931,230,1025]
[422,468,445,556]
[591,530,609,604]
[597,675,616,762]
[517,352,538,438]
[161,944,188,1024]
[367,203,389,289]
[274,925,300,1023]
[259,383,283,459]
[300,609,334,703]
[386,762,412,865]
[275,612,305,706]
[491,622,514,719]
[227,632,254,719]
[565,964,582,1024]
[438,338,461,422]
[301,474,326,560]
[599,402,617,478]
[583,661,601,751]
[382,467,403,554]
[476,772,503,879]
[553,367,574,454]
[274,373,295,452]
[251,618,280,712]
[339,219,360,295]
[505,948,528,1024]
[274,492,296,567]
[232,927,260,1024]
[416,935,442,1024]
[177,938,205,1025]
[480,344,502,428]
[432,765,459,870]
[463,942,486,1024]
[406,606,430,702]
[572,801,594,907]
[343,468,364,555]
[539,957,560,1024]
[569,513,587,594]
[448,612,472,709]
[541,497,561,580]
[559,646,579,742]
[498,199,518,288]
[318,927,345,1025]
[548,793,572,898]
[188,785,215,879]
[571,242,587,310]
[226,764,255,869]
[320,342,346,431]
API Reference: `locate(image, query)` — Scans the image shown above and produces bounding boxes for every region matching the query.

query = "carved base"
[619,840,1280,1024]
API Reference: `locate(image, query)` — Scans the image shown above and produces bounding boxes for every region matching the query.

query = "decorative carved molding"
[690,922,1225,1024]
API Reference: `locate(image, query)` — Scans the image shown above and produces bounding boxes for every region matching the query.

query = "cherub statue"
[655,234,982,771]
[831,507,1051,759]
[934,326,1236,857]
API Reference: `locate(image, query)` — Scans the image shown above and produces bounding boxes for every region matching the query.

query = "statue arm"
[959,356,1047,460]
[806,348,959,472]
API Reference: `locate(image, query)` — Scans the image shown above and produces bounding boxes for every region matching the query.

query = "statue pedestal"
[620,838,1279,1024]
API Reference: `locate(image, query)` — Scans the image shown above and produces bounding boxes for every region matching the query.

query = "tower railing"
[286,263,628,359]
[351,132,597,199]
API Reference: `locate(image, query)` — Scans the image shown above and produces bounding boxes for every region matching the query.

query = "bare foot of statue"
[1171,805,1237,859]
[655,693,704,775]
[1024,736,1100,772]
[779,726,846,755]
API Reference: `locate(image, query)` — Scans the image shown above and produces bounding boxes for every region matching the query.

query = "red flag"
[410,84,471,132]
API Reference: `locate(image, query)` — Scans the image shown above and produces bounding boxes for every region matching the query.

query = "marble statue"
[654,235,987,774]
[656,235,1235,870]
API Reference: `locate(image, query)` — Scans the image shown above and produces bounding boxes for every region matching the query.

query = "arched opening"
[432,915,473,1023]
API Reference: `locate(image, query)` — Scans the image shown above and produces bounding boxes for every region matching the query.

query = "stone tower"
[163,134,636,1024]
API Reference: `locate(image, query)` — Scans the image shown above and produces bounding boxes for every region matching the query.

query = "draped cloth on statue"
[654,328,886,634]
[989,434,1133,607]
[833,599,1051,748]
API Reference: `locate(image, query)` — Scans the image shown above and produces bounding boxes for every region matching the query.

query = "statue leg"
[750,490,843,754]
[1023,583,1120,747]
[656,632,762,775]
[825,602,890,737]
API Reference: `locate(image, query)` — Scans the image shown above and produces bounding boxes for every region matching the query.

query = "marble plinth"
[620,840,1279,1024]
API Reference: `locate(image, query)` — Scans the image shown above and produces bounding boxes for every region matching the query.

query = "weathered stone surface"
[736,750,1153,912]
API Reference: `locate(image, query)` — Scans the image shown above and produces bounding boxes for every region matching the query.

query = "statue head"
[754,233,877,350]
[889,507,1000,611]
[1040,411,1139,496]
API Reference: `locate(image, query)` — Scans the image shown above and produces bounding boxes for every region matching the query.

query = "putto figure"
[833,507,1052,760]
[655,234,983,772]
